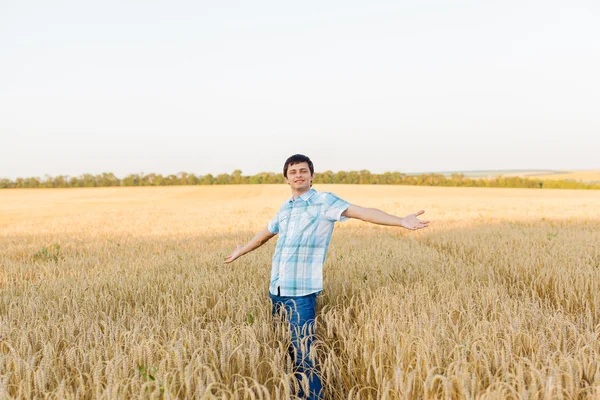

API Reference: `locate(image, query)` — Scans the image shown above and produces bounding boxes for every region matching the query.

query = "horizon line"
[2,168,599,181]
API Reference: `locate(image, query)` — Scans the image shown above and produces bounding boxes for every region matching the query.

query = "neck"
[291,187,311,200]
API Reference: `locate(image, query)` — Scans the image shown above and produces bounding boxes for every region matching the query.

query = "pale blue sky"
[1,0,599,179]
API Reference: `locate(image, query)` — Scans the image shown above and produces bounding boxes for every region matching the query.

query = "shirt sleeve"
[323,192,351,222]
[267,213,279,234]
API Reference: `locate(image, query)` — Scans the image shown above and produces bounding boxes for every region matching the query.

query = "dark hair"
[283,154,314,178]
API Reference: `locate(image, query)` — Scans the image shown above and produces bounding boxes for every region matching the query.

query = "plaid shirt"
[267,188,351,297]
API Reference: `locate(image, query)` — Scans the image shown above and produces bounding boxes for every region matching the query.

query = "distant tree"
[333,171,346,184]
[359,170,371,185]
[250,172,274,184]
[122,174,142,186]
[53,175,69,188]
[24,177,41,188]
[201,174,214,185]
[187,173,200,185]
[347,171,359,184]
[177,172,191,185]
[164,174,179,185]
[450,173,464,186]
[99,172,119,187]
[67,177,78,187]
[315,170,333,184]
[267,173,283,184]
[216,173,230,185]
[231,170,243,184]
[142,173,156,186]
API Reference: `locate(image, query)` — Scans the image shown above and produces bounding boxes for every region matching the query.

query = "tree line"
[1,170,598,189]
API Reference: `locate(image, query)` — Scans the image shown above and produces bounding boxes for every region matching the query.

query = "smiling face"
[285,161,314,193]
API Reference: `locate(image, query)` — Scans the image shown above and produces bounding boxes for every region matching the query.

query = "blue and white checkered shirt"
[267,188,351,297]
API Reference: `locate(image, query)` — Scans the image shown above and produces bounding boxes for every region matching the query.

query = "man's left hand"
[400,210,430,230]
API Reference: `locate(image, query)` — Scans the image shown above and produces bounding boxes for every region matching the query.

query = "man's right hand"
[223,227,275,264]
[224,245,243,264]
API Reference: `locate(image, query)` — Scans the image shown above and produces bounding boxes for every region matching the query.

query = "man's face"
[285,162,313,191]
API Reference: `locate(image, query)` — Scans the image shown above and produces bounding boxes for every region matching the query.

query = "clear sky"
[1,0,599,180]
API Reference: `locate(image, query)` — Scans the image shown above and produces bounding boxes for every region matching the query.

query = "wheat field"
[1,184,600,399]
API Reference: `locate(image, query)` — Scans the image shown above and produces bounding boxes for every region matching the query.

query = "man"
[224,154,430,399]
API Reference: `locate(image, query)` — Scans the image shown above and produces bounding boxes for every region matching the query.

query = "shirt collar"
[289,188,317,204]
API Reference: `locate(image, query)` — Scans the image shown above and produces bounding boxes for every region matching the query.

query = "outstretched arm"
[224,227,276,263]
[342,205,430,230]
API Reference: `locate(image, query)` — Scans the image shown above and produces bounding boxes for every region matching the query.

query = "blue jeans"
[269,290,323,400]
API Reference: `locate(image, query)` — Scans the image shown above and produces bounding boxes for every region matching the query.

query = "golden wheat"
[1,185,599,399]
